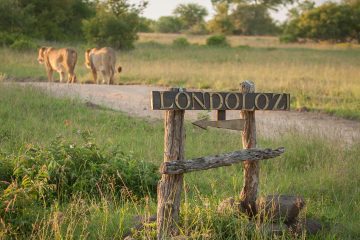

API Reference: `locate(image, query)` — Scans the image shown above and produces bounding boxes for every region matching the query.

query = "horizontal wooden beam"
[160,147,285,175]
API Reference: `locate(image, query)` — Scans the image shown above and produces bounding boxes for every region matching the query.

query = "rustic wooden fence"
[152,81,290,239]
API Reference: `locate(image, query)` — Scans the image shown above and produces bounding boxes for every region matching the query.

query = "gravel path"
[18,82,360,145]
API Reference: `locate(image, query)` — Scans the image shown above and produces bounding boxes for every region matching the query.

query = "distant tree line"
[0,0,359,49]
[0,0,146,49]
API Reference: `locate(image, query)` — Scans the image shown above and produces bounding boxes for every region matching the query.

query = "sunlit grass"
[0,85,359,239]
[0,36,359,119]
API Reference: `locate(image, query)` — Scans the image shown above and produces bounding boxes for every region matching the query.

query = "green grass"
[0,38,359,119]
[0,84,359,239]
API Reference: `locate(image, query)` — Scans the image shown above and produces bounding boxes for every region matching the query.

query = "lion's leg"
[47,69,54,82]
[100,70,107,84]
[92,70,98,84]
[109,68,115,85]
[59,72,66,83]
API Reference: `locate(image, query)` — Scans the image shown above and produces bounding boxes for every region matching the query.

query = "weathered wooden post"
[151,87,290,239]
[156,88,185,240]
[239,80,258,216]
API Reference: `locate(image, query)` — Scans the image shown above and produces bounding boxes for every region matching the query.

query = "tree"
[231,4,279,35]
[207,1,234,34]
[209,0,291,35]
[283,2,360,42]
[155,16,183,33]
[82,0,147,49]
[173,3,208,30]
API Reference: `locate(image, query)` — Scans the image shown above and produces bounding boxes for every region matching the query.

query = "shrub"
[155,16,183,33]
[206,34,229,47]
[10,39,37,51]
[279,34,298,43]
[0,133,159,235]
[0,32,16,47]
[82,10,139,50]
[173,37,190,48]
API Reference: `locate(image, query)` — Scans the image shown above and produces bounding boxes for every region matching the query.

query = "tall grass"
[0,36,359,119]
[0,85,359,239]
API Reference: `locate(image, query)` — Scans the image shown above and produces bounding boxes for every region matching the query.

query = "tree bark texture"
[239,80,259,217]
[157,106,185,240]
[160,147,284,175]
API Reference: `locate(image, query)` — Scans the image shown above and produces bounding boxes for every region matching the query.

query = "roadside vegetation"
[0,85,359,239]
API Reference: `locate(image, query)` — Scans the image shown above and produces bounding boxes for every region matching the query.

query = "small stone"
[257,195,305,224]
[289,218,323,235]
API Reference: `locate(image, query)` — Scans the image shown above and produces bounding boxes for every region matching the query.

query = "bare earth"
[18,82,360,145]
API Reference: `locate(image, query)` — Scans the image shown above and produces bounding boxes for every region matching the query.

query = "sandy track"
[18,82,360,145]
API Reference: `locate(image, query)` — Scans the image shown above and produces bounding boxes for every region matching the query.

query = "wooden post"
[239,80,258,217]
[157,88,185,240]
[217,110,226,121]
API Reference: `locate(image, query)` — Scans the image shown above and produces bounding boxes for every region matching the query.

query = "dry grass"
[138,32,360,49]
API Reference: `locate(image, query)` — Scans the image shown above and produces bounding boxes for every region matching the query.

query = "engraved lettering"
[209,92,224,110]
[273,93,286,110]
[160,91,174,109]
[225,93,240,110]
[192,92,206,110]
[175,92,191,109]
[255,93,270,110]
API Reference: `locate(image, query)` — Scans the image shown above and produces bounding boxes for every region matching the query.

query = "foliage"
[82,5,140,50]
[173,3,208,31]
[0,0,94,41]
[138,17,156,33]
[209,1,280,35]
[155,16,183,33]
[10,39,37,51]
[231,4,280,35]
[283,2,360,42]
[206,34,229,47]
[0,133,158,234]
[0,32,17,47]
[172,37,190,48]
[279,34,298,43]
[207,2,234,34]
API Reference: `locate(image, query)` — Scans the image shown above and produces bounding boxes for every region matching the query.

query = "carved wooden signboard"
[151,91,290,111]
[153,83,290,240]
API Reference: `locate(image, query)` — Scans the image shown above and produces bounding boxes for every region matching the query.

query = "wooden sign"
[192,119,245,131]
[151,91,290,111]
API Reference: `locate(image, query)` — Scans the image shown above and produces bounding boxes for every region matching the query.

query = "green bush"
[173,37,190,48]
[0,133,159,234]
[155,16,183,33]
[0,32,16,46]
[10,39,37,51]
[279,34,298,43]
[82,10,139,50]
[206,34,229,47]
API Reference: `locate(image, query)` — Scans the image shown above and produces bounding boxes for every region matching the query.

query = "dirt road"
[18,82,360,145]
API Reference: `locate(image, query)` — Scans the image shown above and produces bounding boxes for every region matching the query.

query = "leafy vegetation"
[0,85,358,239]
[283,1,360,43]
[172,37,190,48]
[206,34,229,47]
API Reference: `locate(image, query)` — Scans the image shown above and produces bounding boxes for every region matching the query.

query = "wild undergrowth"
[0,85,359,239]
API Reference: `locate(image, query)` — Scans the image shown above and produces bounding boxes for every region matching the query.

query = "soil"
[16,82,360,145]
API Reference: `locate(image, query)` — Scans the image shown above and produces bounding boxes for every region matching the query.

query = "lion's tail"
[117,66,122,73]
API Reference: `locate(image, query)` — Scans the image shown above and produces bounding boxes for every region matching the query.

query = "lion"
[85,47,122,85]
[37,47,77,83]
